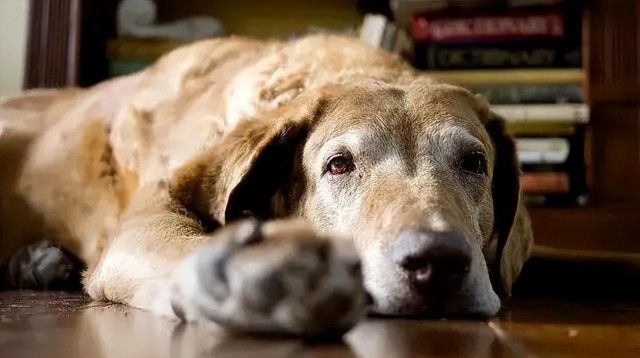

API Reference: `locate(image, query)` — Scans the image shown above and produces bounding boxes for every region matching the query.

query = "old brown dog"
[0,35,532,335]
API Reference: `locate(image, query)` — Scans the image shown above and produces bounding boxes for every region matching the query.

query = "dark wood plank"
[584,0,640,204]
[532,0,640,253]
[585,0,640,103]
[492,299,640,357]
[24,0,81,89]
[588,105,640,204]
[2,291,640,357]
[530,206,640,252]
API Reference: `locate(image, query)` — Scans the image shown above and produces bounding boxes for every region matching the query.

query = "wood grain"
[532,0,640,253]
[530,206,640,252]
[1,291,639,357]
[24,0,81,89]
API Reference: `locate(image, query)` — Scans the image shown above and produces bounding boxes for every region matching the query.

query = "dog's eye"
[460,152,487,176]
[327,154,355,175]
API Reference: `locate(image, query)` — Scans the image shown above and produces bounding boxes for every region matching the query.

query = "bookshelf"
[529,0,640,253]
[155,0,361,39]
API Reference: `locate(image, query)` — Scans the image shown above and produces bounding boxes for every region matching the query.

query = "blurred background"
[0,0,639,298]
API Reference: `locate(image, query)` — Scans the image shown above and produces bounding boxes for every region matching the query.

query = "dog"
[0,35,533,336]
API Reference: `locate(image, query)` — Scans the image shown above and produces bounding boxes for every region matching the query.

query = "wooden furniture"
[155,0,360,39]
[529,0,640,253]
[24,0,81,88]
[3,290,640,357]
[24,0,119,89]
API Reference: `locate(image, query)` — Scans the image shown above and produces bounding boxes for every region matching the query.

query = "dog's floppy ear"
[169,92,327,227]
[482,109,533,298]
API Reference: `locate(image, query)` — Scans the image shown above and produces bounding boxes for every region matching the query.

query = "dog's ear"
[169,92,327,227]
[482,109,532,298]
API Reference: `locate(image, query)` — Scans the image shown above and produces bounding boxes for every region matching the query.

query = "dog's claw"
[171,219,367,336]
[0,240,82,290]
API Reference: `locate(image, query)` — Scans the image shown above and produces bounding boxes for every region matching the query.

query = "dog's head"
[170,78,532,318]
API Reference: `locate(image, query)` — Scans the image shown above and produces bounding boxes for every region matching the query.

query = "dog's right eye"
[327,154,355,175]
[460,151,488,176]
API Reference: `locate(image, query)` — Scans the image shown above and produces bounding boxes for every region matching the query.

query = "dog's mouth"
[365,304,494,320]
[363,287,500,320]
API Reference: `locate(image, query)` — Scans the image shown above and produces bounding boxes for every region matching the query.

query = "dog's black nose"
[393,230,472,293]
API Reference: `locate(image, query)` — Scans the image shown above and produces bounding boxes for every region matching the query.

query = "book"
[391,0,567,29]
[519,123,589,207]
[520,172,570,193]
[516,137,570,164]
[381,22,399,52]
[426,68,584,85]
[522,167,589,205]
[359,14,388,47]
[412,10,566,42]
[470,83,583,104]
[414,41,581,69]
[506,121,576,136]
[359,14,412,55]
[491,104,589,123]
[410,5,583,70]
[523,193,589,207]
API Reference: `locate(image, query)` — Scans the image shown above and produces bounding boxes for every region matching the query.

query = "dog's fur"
[0,35,532,335]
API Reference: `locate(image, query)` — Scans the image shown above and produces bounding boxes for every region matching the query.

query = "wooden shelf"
[530,1,640,255]
[530,205,640,253]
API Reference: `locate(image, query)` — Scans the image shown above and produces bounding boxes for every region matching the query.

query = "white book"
[516,138,570,164]
[381,23,398,52]
[359,14,388,48]
[491,104,589,123]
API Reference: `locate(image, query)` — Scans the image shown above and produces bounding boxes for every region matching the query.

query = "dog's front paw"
[0,240,81,290]
[170,218,366,336]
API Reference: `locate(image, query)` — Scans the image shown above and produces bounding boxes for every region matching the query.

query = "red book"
[520,172,570,194]
[412,11,565,42]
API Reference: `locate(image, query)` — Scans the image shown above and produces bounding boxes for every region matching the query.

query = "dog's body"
[0,35,532,335]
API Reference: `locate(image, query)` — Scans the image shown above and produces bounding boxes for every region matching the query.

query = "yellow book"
[426,69,585,86]
[107,37,189,61]
[506,121,576,136]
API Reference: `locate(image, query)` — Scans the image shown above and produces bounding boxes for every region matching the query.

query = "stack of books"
[359,14,413,55]
[377,1,589,207]
[427,68,589,206]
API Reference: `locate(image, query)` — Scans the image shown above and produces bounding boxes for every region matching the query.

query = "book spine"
[426,69,584,86]
[381,23,398,52]
[519,122,589,207]
[520,172,570,193]
[491,104,589,123]
[412,11,565,42]
[470,84,583,104]
[414,42,581,70]
[359,14,388,47]
[516,137,570,164]
[506,121,576,136]
[523,193,589,207]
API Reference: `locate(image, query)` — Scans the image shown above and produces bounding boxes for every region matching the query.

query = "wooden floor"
[1,292,639,357]
[1,254,640,357]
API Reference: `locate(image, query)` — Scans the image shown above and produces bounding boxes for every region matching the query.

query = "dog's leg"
[85,190,366,336]
[0,240,82,290]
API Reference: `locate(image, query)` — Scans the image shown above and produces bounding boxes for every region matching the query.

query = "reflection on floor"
[1,250,639,357]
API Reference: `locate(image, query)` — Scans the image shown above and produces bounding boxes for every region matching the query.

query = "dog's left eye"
[460,152,488,176]
[327,153,355,175]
